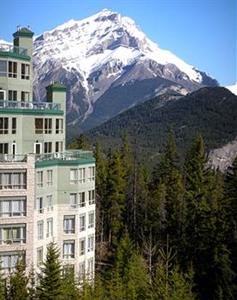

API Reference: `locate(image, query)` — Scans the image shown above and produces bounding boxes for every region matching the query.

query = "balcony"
[36,150,93,162]
[0,44,28,57]
[35,150,95,167]
[0,100,61,111]
[0,154,27,162]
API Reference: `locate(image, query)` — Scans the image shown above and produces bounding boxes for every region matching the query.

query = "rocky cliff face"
[208,138,237,171]
[1,9,218,131]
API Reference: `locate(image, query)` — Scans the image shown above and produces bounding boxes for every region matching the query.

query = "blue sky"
[1,0,236,85]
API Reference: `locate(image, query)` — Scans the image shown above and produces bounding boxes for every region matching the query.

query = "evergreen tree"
[69,134,90,150]
[61,268,79,299]
[106,150,126,248]
[183,135,234,299]
[153,244,194,300]
[224,156,237,297]
[37,242,62,299]
[0,270,6,300]
[28,266,36,300]
[125,253,151,300]
[8,260,28,300]
[151,132,185,253]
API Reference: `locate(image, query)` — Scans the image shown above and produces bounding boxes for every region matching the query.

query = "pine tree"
[106,150,126,248]
[0,270,6,300]
[153,242,194,300]
[61,268,79,299]
[8,260,28,300]
[224,156,237,298]
[28,266,36,300]
[125,253,151,300]
[183,135,234,299]
[37,242,62,299]
[69,134,90,150]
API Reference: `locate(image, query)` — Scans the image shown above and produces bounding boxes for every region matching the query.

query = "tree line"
[0,133,236,299]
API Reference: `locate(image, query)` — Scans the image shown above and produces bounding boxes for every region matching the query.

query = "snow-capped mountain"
[8,9,220,131]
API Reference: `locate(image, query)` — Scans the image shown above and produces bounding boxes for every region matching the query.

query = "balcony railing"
[0,100,61,111]
[0,154,27,162]
[0,44,28,56]
[35,150,94,162]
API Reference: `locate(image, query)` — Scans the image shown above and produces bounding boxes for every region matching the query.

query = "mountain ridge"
[31,9,218,131]
[86,87,237,166]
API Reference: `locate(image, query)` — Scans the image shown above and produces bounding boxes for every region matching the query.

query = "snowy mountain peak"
[32,9,218,129]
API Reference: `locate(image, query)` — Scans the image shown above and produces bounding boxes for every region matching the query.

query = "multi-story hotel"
[0,27,95,280]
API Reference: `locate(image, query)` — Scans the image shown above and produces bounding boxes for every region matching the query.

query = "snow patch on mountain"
[33,9,204,83]
[226,83,237,95]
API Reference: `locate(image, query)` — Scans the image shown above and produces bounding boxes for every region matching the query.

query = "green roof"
[13,27,34,38]
[35,157,95,168]
[46,82,66,92]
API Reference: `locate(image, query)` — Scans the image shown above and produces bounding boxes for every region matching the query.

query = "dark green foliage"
[8,260,28,300]
[68,134,90,150]
[37,242,62,299]
[0,270,6,300]
[61,268,79,299]
[224,157,237,298]
[28,266,36,300]
[87,87,237,167]
[106,150,126,248]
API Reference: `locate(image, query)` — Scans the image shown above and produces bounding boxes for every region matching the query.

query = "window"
[70,194,77,208]
[0,252,25,271]
[0,90,6,100]
[78,168,86,183]
[46,195,53,211]
[46,170,53,186]
[44,118,52,134]
[87,235,94,252]
[0,224,26,244]
[46,218,53,238]
[64,216,75,234]
[70,169,77,184]
[12,118,17,134]
[79,238,85,256]
[79,214,86,232]
[8,61,17,78]
[55,141,63,153]
[0,171,26,189]
[37,221,44,240]
[79,261,85,280]
[8,90,17,101]
[21,91,30,102]
[89,190,95,205]
[87,258,94,278]
[79,192,85,207]
[36,171,43,188]
[0,197,26,217]
[21,63,30,80]
[44,142,52,154]
[35,118,43,134]
[36,197,43,214]
[0,60,7,77]
[56,119,63,134]
[63,241,75,259]
[37,247,43,266]
[0,118,8,134]
[0,143,8,154]
[88,211,95,229]
[88,167,95,181]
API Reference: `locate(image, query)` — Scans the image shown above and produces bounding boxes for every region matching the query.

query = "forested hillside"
[87,87,237,166]
[4,134,236,299]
